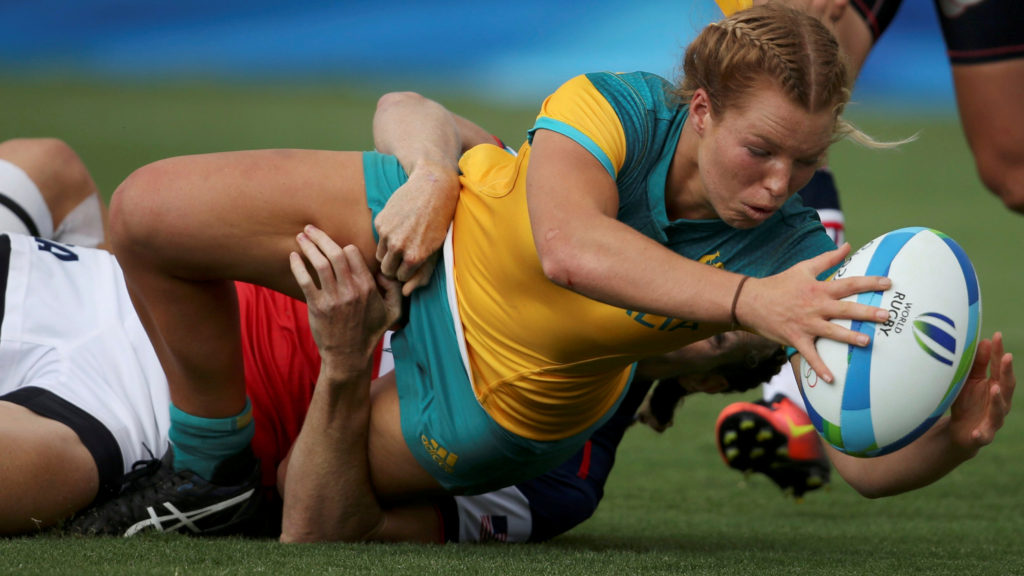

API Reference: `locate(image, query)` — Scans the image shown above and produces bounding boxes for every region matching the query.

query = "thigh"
[367,372,444,500]
[950,59,1024,165]
[834,2,876,79]
[0,402,98,534]
[110,149,378,300]
[935,0,1024,195]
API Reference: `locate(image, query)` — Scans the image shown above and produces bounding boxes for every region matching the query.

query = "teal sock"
[168,399,254,481]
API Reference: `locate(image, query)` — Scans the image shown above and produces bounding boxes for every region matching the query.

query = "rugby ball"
[799,227,981,457]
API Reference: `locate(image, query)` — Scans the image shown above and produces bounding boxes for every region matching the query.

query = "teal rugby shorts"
[363,151,627,494]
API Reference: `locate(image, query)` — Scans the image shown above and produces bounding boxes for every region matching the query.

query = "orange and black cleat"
[715,394,830,499]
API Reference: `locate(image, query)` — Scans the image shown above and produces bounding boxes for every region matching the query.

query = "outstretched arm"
[526,129,889,382]
[372,91,502,295]
[824,332,1015,498]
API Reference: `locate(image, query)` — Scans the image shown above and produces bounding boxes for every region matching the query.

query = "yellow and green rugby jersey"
[716,0,753,17]
[451,71,836,442]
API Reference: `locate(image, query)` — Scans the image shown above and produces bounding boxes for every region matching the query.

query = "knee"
[0,137,74,167]
[108,160,176,256]
[974,150,1024,214]
[0,137,97,207]
[992,181,1024,215]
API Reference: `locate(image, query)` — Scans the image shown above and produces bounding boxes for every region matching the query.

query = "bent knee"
[980,170,1024,215]
[0,137,75,168]
[108,160,182,255]
[0,138,97,211]
[999,192,1024,214]
[974,152,1024,214]
[992,182,1024,215]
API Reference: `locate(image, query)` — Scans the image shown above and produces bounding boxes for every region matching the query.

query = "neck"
[665,118,709,221]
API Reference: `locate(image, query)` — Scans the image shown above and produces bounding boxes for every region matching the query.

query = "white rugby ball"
[799,227,982,457]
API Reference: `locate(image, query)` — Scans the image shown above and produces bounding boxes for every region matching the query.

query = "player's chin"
[725,214,765,230]
[733,204,776,228]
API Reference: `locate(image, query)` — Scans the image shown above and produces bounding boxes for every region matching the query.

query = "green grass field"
[1,77,1022,576]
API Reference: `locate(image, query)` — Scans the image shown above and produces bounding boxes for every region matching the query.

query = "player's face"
[697,81,834,229]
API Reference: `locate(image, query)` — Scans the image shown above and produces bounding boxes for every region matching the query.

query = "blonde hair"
[674,3,898,149]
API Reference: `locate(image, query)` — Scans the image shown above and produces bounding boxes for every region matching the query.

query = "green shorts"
[363,151,625,494]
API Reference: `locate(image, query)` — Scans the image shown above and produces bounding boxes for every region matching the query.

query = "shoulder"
[543,72,676,113]
[529,72,681,180]
[582,72,676,112]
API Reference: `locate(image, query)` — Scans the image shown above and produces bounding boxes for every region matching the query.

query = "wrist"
[407,161,460,204]
[318,364,373,388]
[410,158,459,186]
[936,417,981,463]
[318,349,376,385]
[730,275,751,330]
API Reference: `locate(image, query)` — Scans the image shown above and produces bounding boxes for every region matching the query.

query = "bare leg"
[64,152,406,536]
[831,5,874,83]
[109,149,377,417]
[950,59,1024,213]
[0,403,98,534]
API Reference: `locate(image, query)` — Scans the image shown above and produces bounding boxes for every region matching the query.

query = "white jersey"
[0,233,169,474]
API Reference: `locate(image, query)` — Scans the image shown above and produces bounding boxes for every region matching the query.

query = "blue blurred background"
[0,0,955,112]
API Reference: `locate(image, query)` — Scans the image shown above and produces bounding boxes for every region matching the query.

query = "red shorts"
[236,282,386,488]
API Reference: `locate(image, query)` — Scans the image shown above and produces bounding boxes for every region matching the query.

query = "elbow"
[536,235,584,290]
[850,485,886,500]
[538,253,572,288]
[279,511,328,543]
[375,91,427,117]
[279,518,354,544]
[839,469,895,500]
[279,528,324,544]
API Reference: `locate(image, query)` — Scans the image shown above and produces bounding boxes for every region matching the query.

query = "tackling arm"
[371,91,501,295]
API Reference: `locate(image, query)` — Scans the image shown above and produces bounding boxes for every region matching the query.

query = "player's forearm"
[370,91,463,259]
[373,91,462,177]
[452,112,507,151]
[280,365,383,542]
[536,201,743,326]
[829,417,973,498]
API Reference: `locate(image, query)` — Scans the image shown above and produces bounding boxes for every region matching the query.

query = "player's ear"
[690,89,712,136]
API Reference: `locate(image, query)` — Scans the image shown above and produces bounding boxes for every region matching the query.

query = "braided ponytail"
[672,4,896,148]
